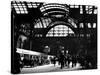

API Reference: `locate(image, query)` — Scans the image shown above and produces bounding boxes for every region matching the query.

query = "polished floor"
[21,62,82,74]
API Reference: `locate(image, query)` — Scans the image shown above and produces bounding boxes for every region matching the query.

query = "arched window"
[46,25,74,37]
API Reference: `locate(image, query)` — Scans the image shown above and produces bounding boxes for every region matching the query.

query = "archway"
[46,25,74,37]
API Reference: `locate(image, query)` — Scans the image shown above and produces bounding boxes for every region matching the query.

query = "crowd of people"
[20,55,50,68]
[50,51,96,69]
[18,50,96,70]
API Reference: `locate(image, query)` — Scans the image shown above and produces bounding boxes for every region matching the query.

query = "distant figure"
[59,52,65,69]
[72,55,77,67]
[53,57,56,66]
[67,55,72,68]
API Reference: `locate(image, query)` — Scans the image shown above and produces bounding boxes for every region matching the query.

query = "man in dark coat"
[59,52,65,69]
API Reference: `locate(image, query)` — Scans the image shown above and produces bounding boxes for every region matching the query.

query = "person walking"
[59,51,65,69]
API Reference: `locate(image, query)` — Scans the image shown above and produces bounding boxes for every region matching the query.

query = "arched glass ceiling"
[34,18,78,29]
[40,3,69,12]
[40,3,69,17]
[34,18,52,28]
[43,11,66,16]
[46,25,74,37]
[67,18,77,28]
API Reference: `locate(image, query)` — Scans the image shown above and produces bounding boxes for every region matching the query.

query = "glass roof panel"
[46,25,74,37]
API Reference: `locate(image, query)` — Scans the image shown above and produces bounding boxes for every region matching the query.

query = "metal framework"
[11,1,97,38]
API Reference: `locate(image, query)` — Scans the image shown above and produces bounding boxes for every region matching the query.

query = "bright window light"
[13,3,17,6]
[75,5,79,8]
[89,11,92,14]
[23,8,27,11]
[80,9,83,14]
[86,6,88,10]
[70,5,74,8]
[21,11,25,14]
[88,23,91,28]
[23,6,26,7]
[14,5,18,8]
[16,11,20,14]
[46,25,74,37]
[15,7,19,11]
[94,9,97,14]
[80,23,84,28]
[22,4,25,6]
[93,23,96,28]
[17,4,21,6]
[19,7,24,10]
[25,11,28,14]
[18,5,23,8]
[28,5,32,8]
